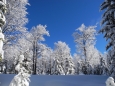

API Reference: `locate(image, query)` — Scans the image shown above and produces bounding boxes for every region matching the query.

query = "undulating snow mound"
[106,77,115,86]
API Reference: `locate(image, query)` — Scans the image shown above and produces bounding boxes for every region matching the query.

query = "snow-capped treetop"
[74,24,97,46]
[73,24,97,49]
[54,41,71,57]
[30,24,50,42]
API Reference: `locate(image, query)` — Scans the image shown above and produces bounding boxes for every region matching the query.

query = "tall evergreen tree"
[100,0,115,78]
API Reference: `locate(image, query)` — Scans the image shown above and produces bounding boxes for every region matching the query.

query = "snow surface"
[0,74,108,86]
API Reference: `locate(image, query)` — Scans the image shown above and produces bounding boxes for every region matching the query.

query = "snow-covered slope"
[0,74,108,86]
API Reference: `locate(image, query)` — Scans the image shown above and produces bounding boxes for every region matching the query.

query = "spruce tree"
[100,0,115,78]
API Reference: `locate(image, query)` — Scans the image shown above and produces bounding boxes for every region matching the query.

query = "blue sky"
[26,0,106,55]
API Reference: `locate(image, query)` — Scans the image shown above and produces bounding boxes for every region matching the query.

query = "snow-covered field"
[0,74,108,86]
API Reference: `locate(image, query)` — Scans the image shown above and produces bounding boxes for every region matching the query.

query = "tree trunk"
[33,40,37,75]
[84,46,87,63]
[33,41,36,74]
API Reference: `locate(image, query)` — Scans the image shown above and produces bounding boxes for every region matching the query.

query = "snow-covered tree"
[104,52,112,75]
[52,41,75,75]
[36,43,53,75]
[64,57,75,75]
[4,32,33,74]
[3,0,29,44]
[30,24,49,74]
[16,32,33,67]
[100,0,115,78]
[73,53,82,74]
[4,45,20,73]
[9,54,30,86]
[86,46,101,68]
[73,24,97,63]
[73,24,103,74]
[3,0,29,73]
[99,57,107,75]
[4,24,50,74]
[52,58,65,75]
[37,57,47,75]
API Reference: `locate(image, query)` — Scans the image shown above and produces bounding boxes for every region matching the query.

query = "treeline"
[0,51,111,76]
